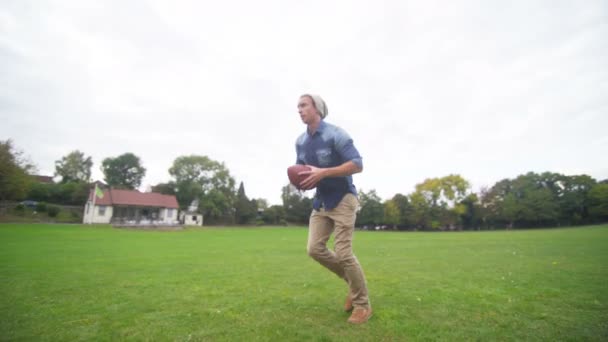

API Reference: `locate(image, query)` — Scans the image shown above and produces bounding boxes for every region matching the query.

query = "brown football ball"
[287,164,314,190]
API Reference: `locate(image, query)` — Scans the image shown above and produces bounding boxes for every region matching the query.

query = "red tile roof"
[89,189,179,209]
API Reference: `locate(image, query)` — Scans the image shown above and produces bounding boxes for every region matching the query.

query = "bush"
[47,205,60,218]
[56,210,80,223]
[71,210,82,219]
[36,202,47,212]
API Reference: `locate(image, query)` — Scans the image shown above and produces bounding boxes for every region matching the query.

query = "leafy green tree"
[55,150,93,183]
[254,198,269,210]
[101,153,146,189]
[409,191,432,229]
[27,181,89,205]
[169,155,236,224]
[235,182,257,224]
[392,193,414,228]
[510,173,560,227]
[383,199,400,229]
[0,140,34,202]
[262,205,286,225]
[520,187,559,226]
[557,175,596,225]
[199,188,235,224]
[357,189,383,226]
[415,174,470,208]
[27,182,51,202]
[281,184,312,224]
[48,182,89,205]
[411,175,471,229]
[151,182,177,195]
[484,172,561,228]
[588,183,608,221]
[459,193,481,230]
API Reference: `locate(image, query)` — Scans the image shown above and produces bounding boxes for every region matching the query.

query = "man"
[295,94,372,324]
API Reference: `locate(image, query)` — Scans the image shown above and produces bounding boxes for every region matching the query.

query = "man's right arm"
[295,139,304,165]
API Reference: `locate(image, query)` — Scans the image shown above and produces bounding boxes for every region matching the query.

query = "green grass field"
[1,224,607,341]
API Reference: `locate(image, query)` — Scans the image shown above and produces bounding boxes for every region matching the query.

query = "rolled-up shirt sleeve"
[335,129,363,170]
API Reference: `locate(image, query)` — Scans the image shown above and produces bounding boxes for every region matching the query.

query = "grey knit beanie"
[302,94,328,119]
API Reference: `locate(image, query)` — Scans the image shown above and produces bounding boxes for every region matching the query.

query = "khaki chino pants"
[307,193,370,309]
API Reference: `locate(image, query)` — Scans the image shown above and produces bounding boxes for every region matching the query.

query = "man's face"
[297,96,318,124]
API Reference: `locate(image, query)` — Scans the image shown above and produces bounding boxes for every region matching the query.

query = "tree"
[101,153,146,189]
[481,179,512,228]
[409,191,432,229]
[390,193,416,229]
[415,174,470,208]
[254,198,269,210]
[483,172,561,228]
[411,175,471,229]
[26,182,89,205]
[235,182,257,224]
[557,175,596,225]
[262,205,286,225]
[521,187,559,226]
[0,140,34,202]
[55,150,93,183]
[281,184,312,224]
[383,199,400,229]
[508,173,560,227]
[27,182,51,202]
[169,155,236,224]
[199,188,235,224]
[357,189,383,227]
[588,183,608,222]
[151,182,177,195]
[459,193,481,230]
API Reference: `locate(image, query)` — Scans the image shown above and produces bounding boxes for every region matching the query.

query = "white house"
[83,188,180,225]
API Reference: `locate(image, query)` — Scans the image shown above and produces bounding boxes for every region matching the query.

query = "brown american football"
[287,164,314,190]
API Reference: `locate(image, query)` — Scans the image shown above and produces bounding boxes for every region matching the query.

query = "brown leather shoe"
[344,294,353,312]
[347,307,373,324]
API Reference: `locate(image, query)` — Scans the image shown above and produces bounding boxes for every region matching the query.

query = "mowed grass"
[1,224,607,341]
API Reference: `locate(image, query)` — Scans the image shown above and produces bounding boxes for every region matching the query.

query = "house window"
[167,209,173,218]
[192,215,197,221]
[86,203,89,214]
[98,206,106,216]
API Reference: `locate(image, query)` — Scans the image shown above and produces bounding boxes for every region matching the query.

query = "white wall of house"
[184,212,203,226]
[82,201,113,224]
[161,208,179,224]
[83,203,179,225]
[184,214,203,226]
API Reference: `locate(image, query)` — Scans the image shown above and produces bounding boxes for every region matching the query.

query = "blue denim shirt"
[295,120,363,210]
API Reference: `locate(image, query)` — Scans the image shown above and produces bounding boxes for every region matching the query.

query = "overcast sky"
[1,0,607,205]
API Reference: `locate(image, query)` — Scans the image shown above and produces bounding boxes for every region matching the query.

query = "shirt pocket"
[315,148,333,166]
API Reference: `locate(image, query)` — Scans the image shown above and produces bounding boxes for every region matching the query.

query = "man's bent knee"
[307,245,323,259]
[336,251,356,267]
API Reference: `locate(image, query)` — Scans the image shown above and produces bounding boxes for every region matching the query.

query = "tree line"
[357,173,608,230]
[2,139,607,228]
